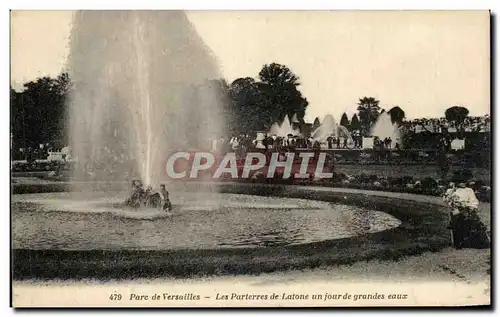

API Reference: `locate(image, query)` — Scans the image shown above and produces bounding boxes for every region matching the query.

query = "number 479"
[110,293,123,300]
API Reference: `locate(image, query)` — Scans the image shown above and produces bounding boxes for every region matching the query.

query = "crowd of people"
[401,115,490,134]
[218,134,350,153]
[10,114,491,169]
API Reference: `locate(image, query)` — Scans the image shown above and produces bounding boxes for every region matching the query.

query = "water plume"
[269,115,300,137]
[311,114,354,146]
[66,11,226,187]
[370,112,401,147]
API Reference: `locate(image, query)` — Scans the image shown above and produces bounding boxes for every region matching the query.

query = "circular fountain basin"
[12,191,401,250]
[11,182,451,280]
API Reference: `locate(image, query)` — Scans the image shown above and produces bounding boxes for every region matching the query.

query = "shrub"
[402,176,414,184]
[332,172,348,182]
[450,169,474,183]
[471,180,486,191]
[421,177,438,190]
[358,173,371,184]
[476,187,491,203]
[390,177,405,187]
[436,179,448,186]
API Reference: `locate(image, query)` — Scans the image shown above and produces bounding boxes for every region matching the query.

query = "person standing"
[437,137,451,179]
[327,136,333,149]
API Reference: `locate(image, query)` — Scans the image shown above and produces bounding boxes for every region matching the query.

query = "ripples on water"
[12,192,401,250]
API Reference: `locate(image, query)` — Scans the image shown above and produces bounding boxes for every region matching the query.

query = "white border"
[3,0,498,10]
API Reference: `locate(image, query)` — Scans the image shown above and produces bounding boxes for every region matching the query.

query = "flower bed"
[233,171,491,203]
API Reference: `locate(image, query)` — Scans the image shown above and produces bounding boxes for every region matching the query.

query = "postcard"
[10,10,491,307]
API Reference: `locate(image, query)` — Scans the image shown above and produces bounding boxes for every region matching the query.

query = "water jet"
[67,11,226,188]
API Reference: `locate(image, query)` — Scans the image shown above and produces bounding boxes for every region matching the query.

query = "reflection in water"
[12,192,401,250]
[218,228,303,248]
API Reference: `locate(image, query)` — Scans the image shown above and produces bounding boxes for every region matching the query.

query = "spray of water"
[66,11,226,187]
[370,112,401,146]
[311,114,354,145]
[269,115,300,137]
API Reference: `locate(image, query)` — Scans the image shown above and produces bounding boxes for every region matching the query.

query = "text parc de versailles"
[129,292,407,302]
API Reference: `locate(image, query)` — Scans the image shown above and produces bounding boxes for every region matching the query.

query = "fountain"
[311,114,354,147]
[67,11,226,189]
[11,11,444,281]
[269,115,300,137]
[370,112,402,147]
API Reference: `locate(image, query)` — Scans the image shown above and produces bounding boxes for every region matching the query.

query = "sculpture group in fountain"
[125,180,172,212]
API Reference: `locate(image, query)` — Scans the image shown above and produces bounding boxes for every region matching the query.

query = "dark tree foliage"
[340,112,350,127]
[388,106,406,125]
[350,113,361,131]
[229,63,309,134]
[11,73,71,152]
[229,77,262,134]
[445,106,470,132]
[11,63,309,147]
[258,63,308,126]
[357,96,381,134]
[258,62,299,86]
[312,117,321,130]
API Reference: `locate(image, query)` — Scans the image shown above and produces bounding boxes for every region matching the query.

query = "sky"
[10,10,490,121]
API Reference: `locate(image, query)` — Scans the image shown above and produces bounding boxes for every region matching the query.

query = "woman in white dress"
[443,183,489,249]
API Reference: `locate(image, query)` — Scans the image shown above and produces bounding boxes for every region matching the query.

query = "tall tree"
[229,77,263,133]
[357,97,381,134]
[10,87,23,154]
[350,113,361,131]
[388,106,406,125]
[229,77,256,96]
[258,63,308,125]
[312,117,321,130]
[258,62,299,87]
[11,73,71,151]
[340,112,350,127]
[445,106,469,133]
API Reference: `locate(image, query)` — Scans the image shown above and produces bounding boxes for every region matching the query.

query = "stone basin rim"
[11,181,451,280]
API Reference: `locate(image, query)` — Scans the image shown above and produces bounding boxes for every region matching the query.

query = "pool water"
[12,191,401,250]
